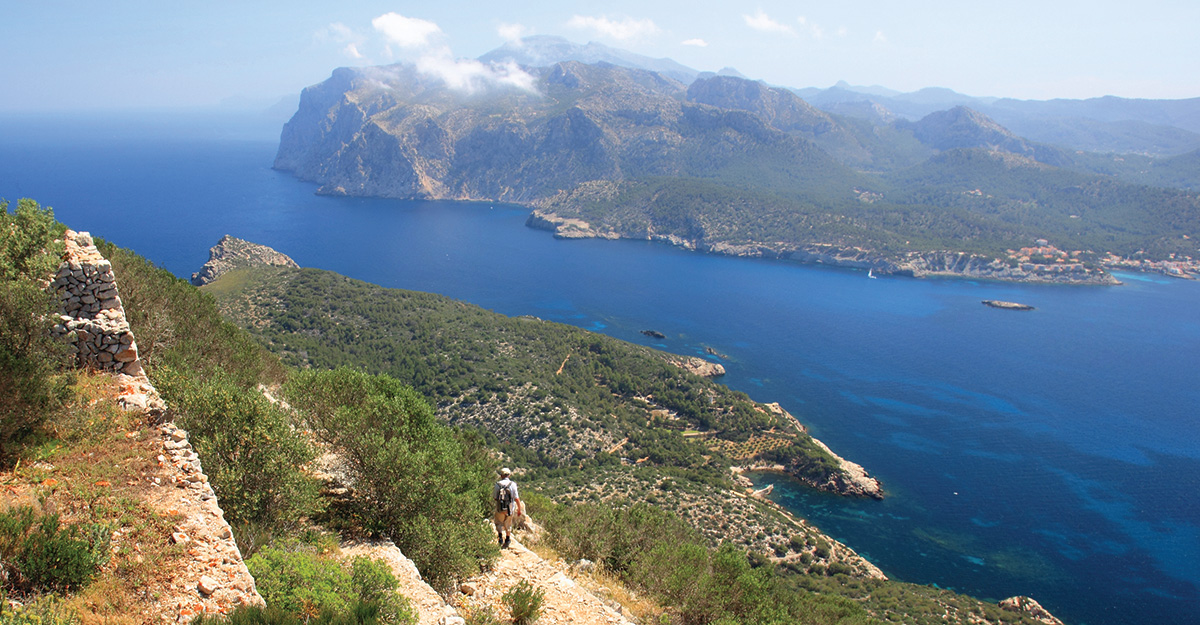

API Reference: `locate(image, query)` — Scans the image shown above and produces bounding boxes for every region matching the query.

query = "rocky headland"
[190,235,299,286]
[751,403,884,500]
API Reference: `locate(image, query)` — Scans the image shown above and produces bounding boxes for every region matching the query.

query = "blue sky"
[3,1,1198,112]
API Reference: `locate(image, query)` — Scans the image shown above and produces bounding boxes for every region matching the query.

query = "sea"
[2,113,1198,625]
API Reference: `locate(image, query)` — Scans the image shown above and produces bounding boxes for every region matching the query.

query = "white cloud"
[319,13,538,95]
[372,12,442,49]
[567,15,660,40]
[498,22,528,44]
[874,30,888,45]
[744,9,794,35]
[837,26,848,38]
[682,38,708,47]
[416,57,537,93]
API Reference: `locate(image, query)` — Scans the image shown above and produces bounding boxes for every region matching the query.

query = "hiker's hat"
[500,467,512,477]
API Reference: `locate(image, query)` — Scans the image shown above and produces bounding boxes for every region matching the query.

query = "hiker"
[493,467,523,549]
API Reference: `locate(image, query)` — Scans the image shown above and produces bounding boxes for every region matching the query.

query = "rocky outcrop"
[999,596,1064,625]
[191,235,299,286]
[669,355,726,377]
[982,300,1035,310]
[526,210,619,240]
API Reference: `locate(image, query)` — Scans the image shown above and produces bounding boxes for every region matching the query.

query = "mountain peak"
[906,106,1055,162]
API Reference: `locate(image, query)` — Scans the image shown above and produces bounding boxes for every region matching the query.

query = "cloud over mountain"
[567,15,660,40]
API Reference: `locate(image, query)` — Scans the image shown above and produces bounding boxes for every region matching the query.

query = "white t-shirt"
[494,478,519,515]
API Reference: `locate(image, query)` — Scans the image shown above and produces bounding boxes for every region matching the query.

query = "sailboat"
[868,268,877,279]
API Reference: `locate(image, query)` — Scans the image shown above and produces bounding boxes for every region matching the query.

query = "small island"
[641,329,666,339]
[982,300,1035,310]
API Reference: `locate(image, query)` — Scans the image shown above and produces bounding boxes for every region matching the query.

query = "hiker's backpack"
[496,480,514,513]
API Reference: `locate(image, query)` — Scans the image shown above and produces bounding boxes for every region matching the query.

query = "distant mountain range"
[487,36,1200,156]
[273,36,1200,279]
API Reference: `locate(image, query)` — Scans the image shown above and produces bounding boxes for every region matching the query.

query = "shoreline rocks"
[999,596,1065,625]
[668,355,726,377]
[527,209,1123,286]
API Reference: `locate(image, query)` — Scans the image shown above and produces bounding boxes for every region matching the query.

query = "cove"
[2,113,1199,625]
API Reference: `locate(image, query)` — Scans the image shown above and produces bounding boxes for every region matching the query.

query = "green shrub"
[244,542,412,625]
[463,605,504,625]
[283,368,499,591]
[826,562,853,577]
[245,541,354,616]
[0,199,71,464]
[0,506,111,594]
[0,593,79,625]
[351,557,415,625]
[789,535,806,552]
[156,372,322,532]
[501,581,544,625]
[193,601,387,625]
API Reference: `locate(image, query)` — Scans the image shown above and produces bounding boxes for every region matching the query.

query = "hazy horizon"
[3,1,1198,113]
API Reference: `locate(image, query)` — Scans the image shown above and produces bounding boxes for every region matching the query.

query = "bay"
[2,113,1198,625]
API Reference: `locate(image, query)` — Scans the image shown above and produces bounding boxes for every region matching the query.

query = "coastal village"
[1005,239,1198,279]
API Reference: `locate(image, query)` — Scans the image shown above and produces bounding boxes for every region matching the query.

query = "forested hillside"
[203,265,853,490]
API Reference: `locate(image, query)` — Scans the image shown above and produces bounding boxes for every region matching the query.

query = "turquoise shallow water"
[2,114,1198,625]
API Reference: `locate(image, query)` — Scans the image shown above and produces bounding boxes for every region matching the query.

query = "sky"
[2,0,1198,112]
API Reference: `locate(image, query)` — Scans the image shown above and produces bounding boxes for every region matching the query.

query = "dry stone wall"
[48,230,264,620]
[49,230,145,377]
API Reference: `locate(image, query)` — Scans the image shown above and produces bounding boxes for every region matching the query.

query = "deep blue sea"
[2,114,1198,625]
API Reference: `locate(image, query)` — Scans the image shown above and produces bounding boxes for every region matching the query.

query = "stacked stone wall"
[49,230,143,376]
[48,230,264,619]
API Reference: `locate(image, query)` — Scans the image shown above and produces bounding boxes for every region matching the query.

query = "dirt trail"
[454,536,634,625]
